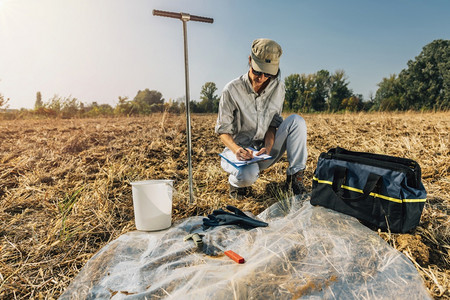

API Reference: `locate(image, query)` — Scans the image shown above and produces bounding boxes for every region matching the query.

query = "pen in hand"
[236,144,253,161]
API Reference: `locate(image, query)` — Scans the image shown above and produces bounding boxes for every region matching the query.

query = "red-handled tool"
[211,240,245,264]
[224,250,245,264]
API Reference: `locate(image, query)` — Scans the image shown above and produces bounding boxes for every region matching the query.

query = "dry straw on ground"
[0,112,449,299]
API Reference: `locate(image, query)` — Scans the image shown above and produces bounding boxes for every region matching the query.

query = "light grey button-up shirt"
[215,72,285,147]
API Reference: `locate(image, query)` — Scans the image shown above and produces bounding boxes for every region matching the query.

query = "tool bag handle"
[330,147,421,188]
[332,166,382,202]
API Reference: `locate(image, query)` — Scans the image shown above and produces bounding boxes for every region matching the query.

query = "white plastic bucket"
[130,180,173,231]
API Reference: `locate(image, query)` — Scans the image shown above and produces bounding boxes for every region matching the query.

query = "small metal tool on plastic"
[184,233,204,249]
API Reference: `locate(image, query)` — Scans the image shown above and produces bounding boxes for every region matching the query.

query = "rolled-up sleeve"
[269,113,283,128]
[268,81,285,128]
[215,90,235,135]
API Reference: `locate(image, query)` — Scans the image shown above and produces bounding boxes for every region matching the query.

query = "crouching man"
[215,38,308,199]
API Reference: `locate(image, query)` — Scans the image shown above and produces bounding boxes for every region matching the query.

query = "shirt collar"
[243,72,256,95]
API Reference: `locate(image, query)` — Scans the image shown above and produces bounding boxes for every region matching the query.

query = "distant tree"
[164,100,182,114]
[35,91,43,109]
[45,95,62,112]
[85,102,113,117]
[310,70,330,111]
[328,70,352,112]
[285,69,361,112]
[399,39,450,110]
[198,82,219,113]
[190,100,200,113]
[61,96,82,118]
[43,95,82,118]
[132,89,164,114]
[285,71,331,112]
[297,74,317,112]
[284,74,301,111]
[373,40,450,111]
[114,96,133,115]
[284,73,314,112]
[341,96,360,111]
[374,74,404,111]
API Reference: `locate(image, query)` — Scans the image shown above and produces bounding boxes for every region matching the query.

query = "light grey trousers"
[221,114,308,188]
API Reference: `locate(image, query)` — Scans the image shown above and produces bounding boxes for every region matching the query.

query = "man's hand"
[219,133,254,161]
[235,147,253,161]
[255,147,268,156]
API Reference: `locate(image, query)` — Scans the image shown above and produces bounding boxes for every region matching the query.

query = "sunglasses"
[251,67,277,79]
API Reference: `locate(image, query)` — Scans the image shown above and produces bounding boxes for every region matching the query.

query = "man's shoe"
[229,184,253,200]
[286,170,307,195]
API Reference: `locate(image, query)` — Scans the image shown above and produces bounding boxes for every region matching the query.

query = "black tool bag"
[311,147,427,233]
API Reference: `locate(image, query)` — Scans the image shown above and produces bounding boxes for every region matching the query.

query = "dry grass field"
[0,112,449,299]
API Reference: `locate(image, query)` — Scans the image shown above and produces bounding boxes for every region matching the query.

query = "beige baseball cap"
[250,38,282,76]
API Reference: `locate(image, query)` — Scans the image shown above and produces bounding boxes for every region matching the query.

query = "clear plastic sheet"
[60,195,431,299]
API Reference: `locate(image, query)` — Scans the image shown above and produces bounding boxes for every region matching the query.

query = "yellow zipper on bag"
[312,177,426,204]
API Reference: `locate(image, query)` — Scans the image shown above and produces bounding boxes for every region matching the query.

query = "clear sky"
[1,0,449,109]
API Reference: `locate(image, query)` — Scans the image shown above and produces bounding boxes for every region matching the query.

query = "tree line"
[1,81,220,119]
[1,39,447,118]
[284,39,449,112]
[374,39,449,111]
[26,83,219,118]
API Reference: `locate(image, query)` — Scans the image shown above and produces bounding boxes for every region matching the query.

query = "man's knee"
[233,165,259,187]
[286,114,306,129]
